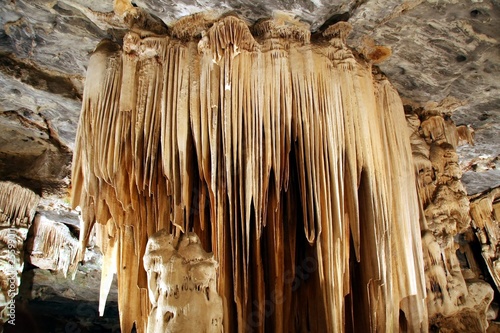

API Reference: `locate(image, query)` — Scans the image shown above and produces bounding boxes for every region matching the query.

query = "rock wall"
[470,188,500,295]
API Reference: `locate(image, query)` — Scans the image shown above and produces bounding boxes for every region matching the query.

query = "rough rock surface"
[0,181,39,327]
[347,0,500,194]
[0,0,498,195]
[470,188,500,294]
[11,251,120,333]
[25,213,79,277]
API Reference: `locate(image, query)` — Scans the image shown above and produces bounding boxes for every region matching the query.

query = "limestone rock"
[0,1,498,332]
[429,280,494,333]
[72,14,426,332]
[0,0,497,197]
[348,0,500,192]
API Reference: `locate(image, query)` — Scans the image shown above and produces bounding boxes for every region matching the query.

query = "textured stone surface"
[0,0,498,194]
[144,231,223,333]
[409,109,495,332]
[347,0,500,194]
[25,213,79,277]
[0,0,499,332]
[9,255,120,333]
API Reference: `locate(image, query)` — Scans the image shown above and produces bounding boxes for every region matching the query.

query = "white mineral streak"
[72,13,427,332]
[143,230,223,333]
[0,181,39,325]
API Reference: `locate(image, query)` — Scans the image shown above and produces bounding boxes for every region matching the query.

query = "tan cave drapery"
[71,14,427,333]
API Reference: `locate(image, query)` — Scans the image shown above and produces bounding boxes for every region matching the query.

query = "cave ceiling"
[0,0,499,196]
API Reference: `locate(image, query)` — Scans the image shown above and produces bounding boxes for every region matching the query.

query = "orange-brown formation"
[72,13,427,332]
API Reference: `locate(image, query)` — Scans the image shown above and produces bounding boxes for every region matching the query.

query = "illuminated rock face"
[0,1,498,332]
[143,230,223,333]
[0,182,39,326]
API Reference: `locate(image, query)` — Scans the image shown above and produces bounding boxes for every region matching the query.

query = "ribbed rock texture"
[0,0,498,195]
[25,214,80,278]
[0,181,39,326]
[470,188,500,295]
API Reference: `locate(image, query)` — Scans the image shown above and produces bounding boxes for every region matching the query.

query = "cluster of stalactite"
[408,109,493,332]
[71,13,428,332]
[470,188,500,293]
[0,181,39,325]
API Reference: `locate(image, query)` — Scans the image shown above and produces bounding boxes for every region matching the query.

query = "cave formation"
[0,3,499,333]
[72,12,427,333]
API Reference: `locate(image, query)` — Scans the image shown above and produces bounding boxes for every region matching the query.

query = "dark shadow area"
[5,262,121,333]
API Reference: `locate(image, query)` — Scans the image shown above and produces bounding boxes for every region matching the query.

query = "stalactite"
[0,181,39,326]
[72,13,428,332]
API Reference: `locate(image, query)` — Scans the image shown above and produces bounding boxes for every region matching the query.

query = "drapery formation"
[71,14,427,332]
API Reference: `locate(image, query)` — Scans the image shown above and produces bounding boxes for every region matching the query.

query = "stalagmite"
[72,12,429,332]
[0,181,39,326]
[143,230,223,333]
[409,107,494,332]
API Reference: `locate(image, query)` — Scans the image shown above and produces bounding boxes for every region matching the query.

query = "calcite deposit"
[25,214,79,278]
[143,230,223,333]
[409,106,494,332]
[71,12,427,332]
[470,188,500,294]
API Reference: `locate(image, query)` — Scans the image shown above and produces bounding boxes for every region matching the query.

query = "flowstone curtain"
[72,14,427,333]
